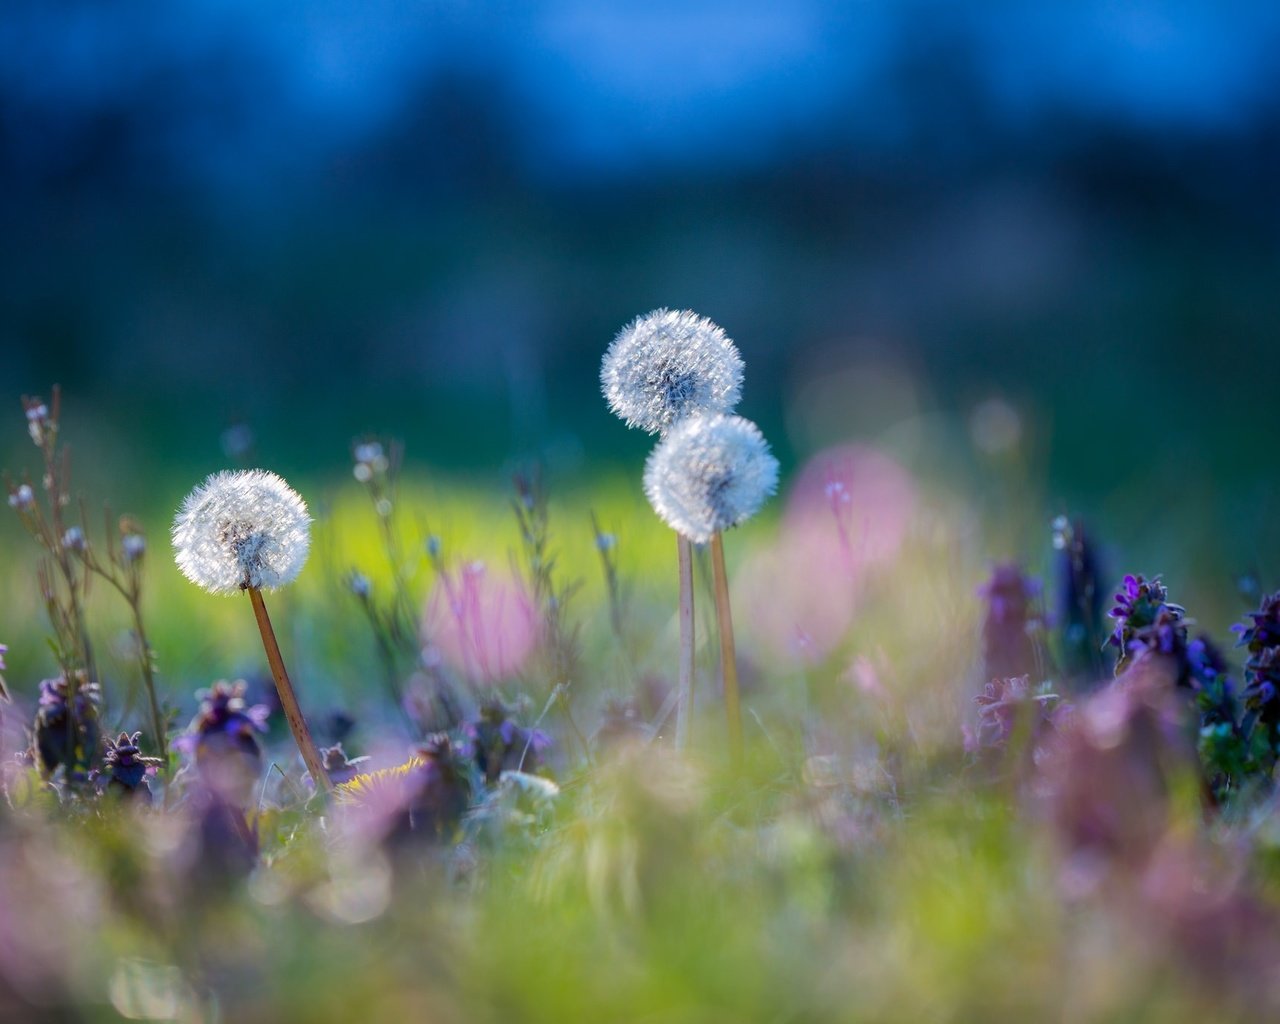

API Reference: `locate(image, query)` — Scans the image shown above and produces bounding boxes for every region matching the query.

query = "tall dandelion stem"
[677,534,696,752]
[710,532,742,763]
[248,587,332,792]
[675,532,696,747]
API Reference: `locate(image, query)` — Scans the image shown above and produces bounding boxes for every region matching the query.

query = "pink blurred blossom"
[423,562,537,684]
[739,445,916,664]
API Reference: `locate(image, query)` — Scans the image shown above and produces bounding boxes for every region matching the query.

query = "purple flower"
[977,564,1041,682]
[1107,574,1189,681]
[0,643,7,673]
[32,675,101,777]
[321,743,370,786]
[178,680,269,804]
[971,675,1064,755]
[92,732,163,802]
[462,698,552,784]
[1237,592,1280,739]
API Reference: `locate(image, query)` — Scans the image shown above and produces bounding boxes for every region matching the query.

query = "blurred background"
[2,0,1279,670]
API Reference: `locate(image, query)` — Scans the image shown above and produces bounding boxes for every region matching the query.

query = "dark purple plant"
[1052,517,1107,685]
[1235,592,1280,765]
[1038,664,1196,872]
[1108,575,1189,682]
[32,674,101,779]
[462,698,552,784]
[977,564,1041,682]
[321,742,370,786]
[971,675,1063,754]
[177,680,269,803]
[92,732,163,802]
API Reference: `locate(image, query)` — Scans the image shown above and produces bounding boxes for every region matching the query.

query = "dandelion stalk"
[247,586,331,791]
[676,533,696,751]
[709,532,742,762]
[645,414,777,754]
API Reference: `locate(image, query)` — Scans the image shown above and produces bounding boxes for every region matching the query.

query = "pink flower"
[739,445,916,665]
[423,562,538,684]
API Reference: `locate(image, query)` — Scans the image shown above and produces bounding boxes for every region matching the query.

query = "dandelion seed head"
[172,469,311,594]
[643,414,778,543]
[601,308,744,434]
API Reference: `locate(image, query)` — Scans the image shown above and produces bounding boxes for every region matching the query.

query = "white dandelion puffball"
[644,414,779,544]
[172,470,312,594]
[601,308,744,435]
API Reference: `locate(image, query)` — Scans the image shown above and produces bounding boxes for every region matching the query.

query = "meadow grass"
[2,409,1279,1021]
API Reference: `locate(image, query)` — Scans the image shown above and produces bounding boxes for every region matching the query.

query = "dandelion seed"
[644,414,778,544]
[171,470,311,595]
[601,308,744,435]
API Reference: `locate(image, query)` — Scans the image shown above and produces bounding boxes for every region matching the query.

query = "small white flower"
[601,308,744,435]
[643,414,779,543]
[172,469,312,594]
[62,526,85,552]
[8,484,34,510]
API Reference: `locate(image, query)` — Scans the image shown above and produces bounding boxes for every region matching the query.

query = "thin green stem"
[676,533,695,752]
[710,532,743,765]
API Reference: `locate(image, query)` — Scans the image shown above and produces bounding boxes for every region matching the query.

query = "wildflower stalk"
[348,573,418,735]
[676,534,695,751]
[710,532,743,763]
[75,512,168,775]
[247,587,332,792]
[590,510,625,642]
[7,389,107,775]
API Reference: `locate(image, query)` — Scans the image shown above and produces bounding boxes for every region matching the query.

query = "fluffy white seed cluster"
[601,308,744,435]
[172,470,312,595]
[644,414,779,544]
